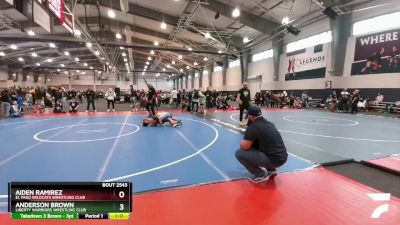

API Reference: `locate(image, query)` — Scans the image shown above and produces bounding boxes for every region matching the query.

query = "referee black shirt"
[244,117,288,165]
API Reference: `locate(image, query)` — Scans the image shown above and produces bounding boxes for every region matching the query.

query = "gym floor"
[0,106,399,224]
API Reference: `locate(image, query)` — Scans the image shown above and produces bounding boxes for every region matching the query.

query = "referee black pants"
[239,103,249,122]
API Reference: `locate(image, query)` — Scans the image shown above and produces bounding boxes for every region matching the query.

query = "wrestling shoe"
[173,120,183,128]
[248,173,270,183]
[268,169,278,179]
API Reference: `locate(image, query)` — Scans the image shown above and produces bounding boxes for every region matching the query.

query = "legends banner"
[351,28,400,75]
[282,44,327,81]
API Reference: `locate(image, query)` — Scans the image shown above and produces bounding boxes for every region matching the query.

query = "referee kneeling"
[235,106,288,183]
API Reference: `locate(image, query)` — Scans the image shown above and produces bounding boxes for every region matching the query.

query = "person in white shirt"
[170,88,178,109]
[375,93,384,104]
[105,88,116,112]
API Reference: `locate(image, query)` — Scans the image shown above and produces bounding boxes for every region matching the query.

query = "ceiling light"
[154,40,159,46]
[172,60,175,65]
[74,30,81,36]
[36,63,40,66]
[90,66,93,69]
[101,57,105,60]
[188,47,192,51]
[57,69,61,72]
[106,62,109,65]
[148,56,152,61]
[150,50,155,55]
[167,64,171,68]
[60,64,65,67]
[194,62,198,66]
[282,16,290,25]
[95,51,100,56]
[180,68,183,72]
[83,63,88,66]
[108,9,116,18]
[156,73,160,77]
[27,30,35,36]
[10,44,18,50]
[64,71,68,74]
[18,57,24,62]
[186,66,190,69]
[142,72,145,75]
[49,43,56,48]
[64,51,70,56]
[122,52,126,57]
[76,70,80,73]
[123,58,127,62]
[205,32,211,39]
[86,42,92,48]
[0,52,5,57]
[162,68,166,71]
[116,32,122,39]
[119,46,124,49]
[178,55,182,59]
[160,21,167,30]
[31,52,38,57]
[218,50,222,54]
[232,7,240,18]
[46,58,53,62]
[75,57,79,62]
[146,61,149,65]
[203,57,208,61]
[144,65,148,69]
[243,36,249,43]
[81,71,85,75]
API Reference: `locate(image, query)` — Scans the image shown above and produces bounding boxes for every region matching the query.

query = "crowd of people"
[1,83,398,119]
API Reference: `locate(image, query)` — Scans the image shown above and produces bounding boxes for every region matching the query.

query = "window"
[229,59,240,68]
[252,49,273,62]
[203,70,209,75]
[353,11,400,36]
[194,72,198,78]
[214,66,222,72]
[286,31,332,53]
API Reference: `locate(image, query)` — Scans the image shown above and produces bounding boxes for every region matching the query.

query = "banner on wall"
[351,28,400,75]
[283,44,327,81]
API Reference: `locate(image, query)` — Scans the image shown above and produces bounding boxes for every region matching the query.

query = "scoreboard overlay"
[8,182,132,220]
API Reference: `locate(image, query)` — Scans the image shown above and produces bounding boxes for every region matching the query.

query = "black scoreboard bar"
[8,182,132,220]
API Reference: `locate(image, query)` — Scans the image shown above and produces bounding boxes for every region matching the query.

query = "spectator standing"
[85,87,96,112]
[105,88,116,112]
[350,90,360,114]
[205,87,213,109]
[338,88,350,112]
[1,89,11,118]
[171,88,178,108]
[301,91,308,108]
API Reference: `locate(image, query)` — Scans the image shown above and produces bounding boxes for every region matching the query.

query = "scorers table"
[8,182,132,220]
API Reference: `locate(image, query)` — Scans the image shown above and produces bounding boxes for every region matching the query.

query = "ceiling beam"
[202,1,280,35]
[79,0,241,48]
[0,34,232,56]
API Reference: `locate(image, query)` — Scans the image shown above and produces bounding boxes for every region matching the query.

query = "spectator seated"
[10,101,23,117]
